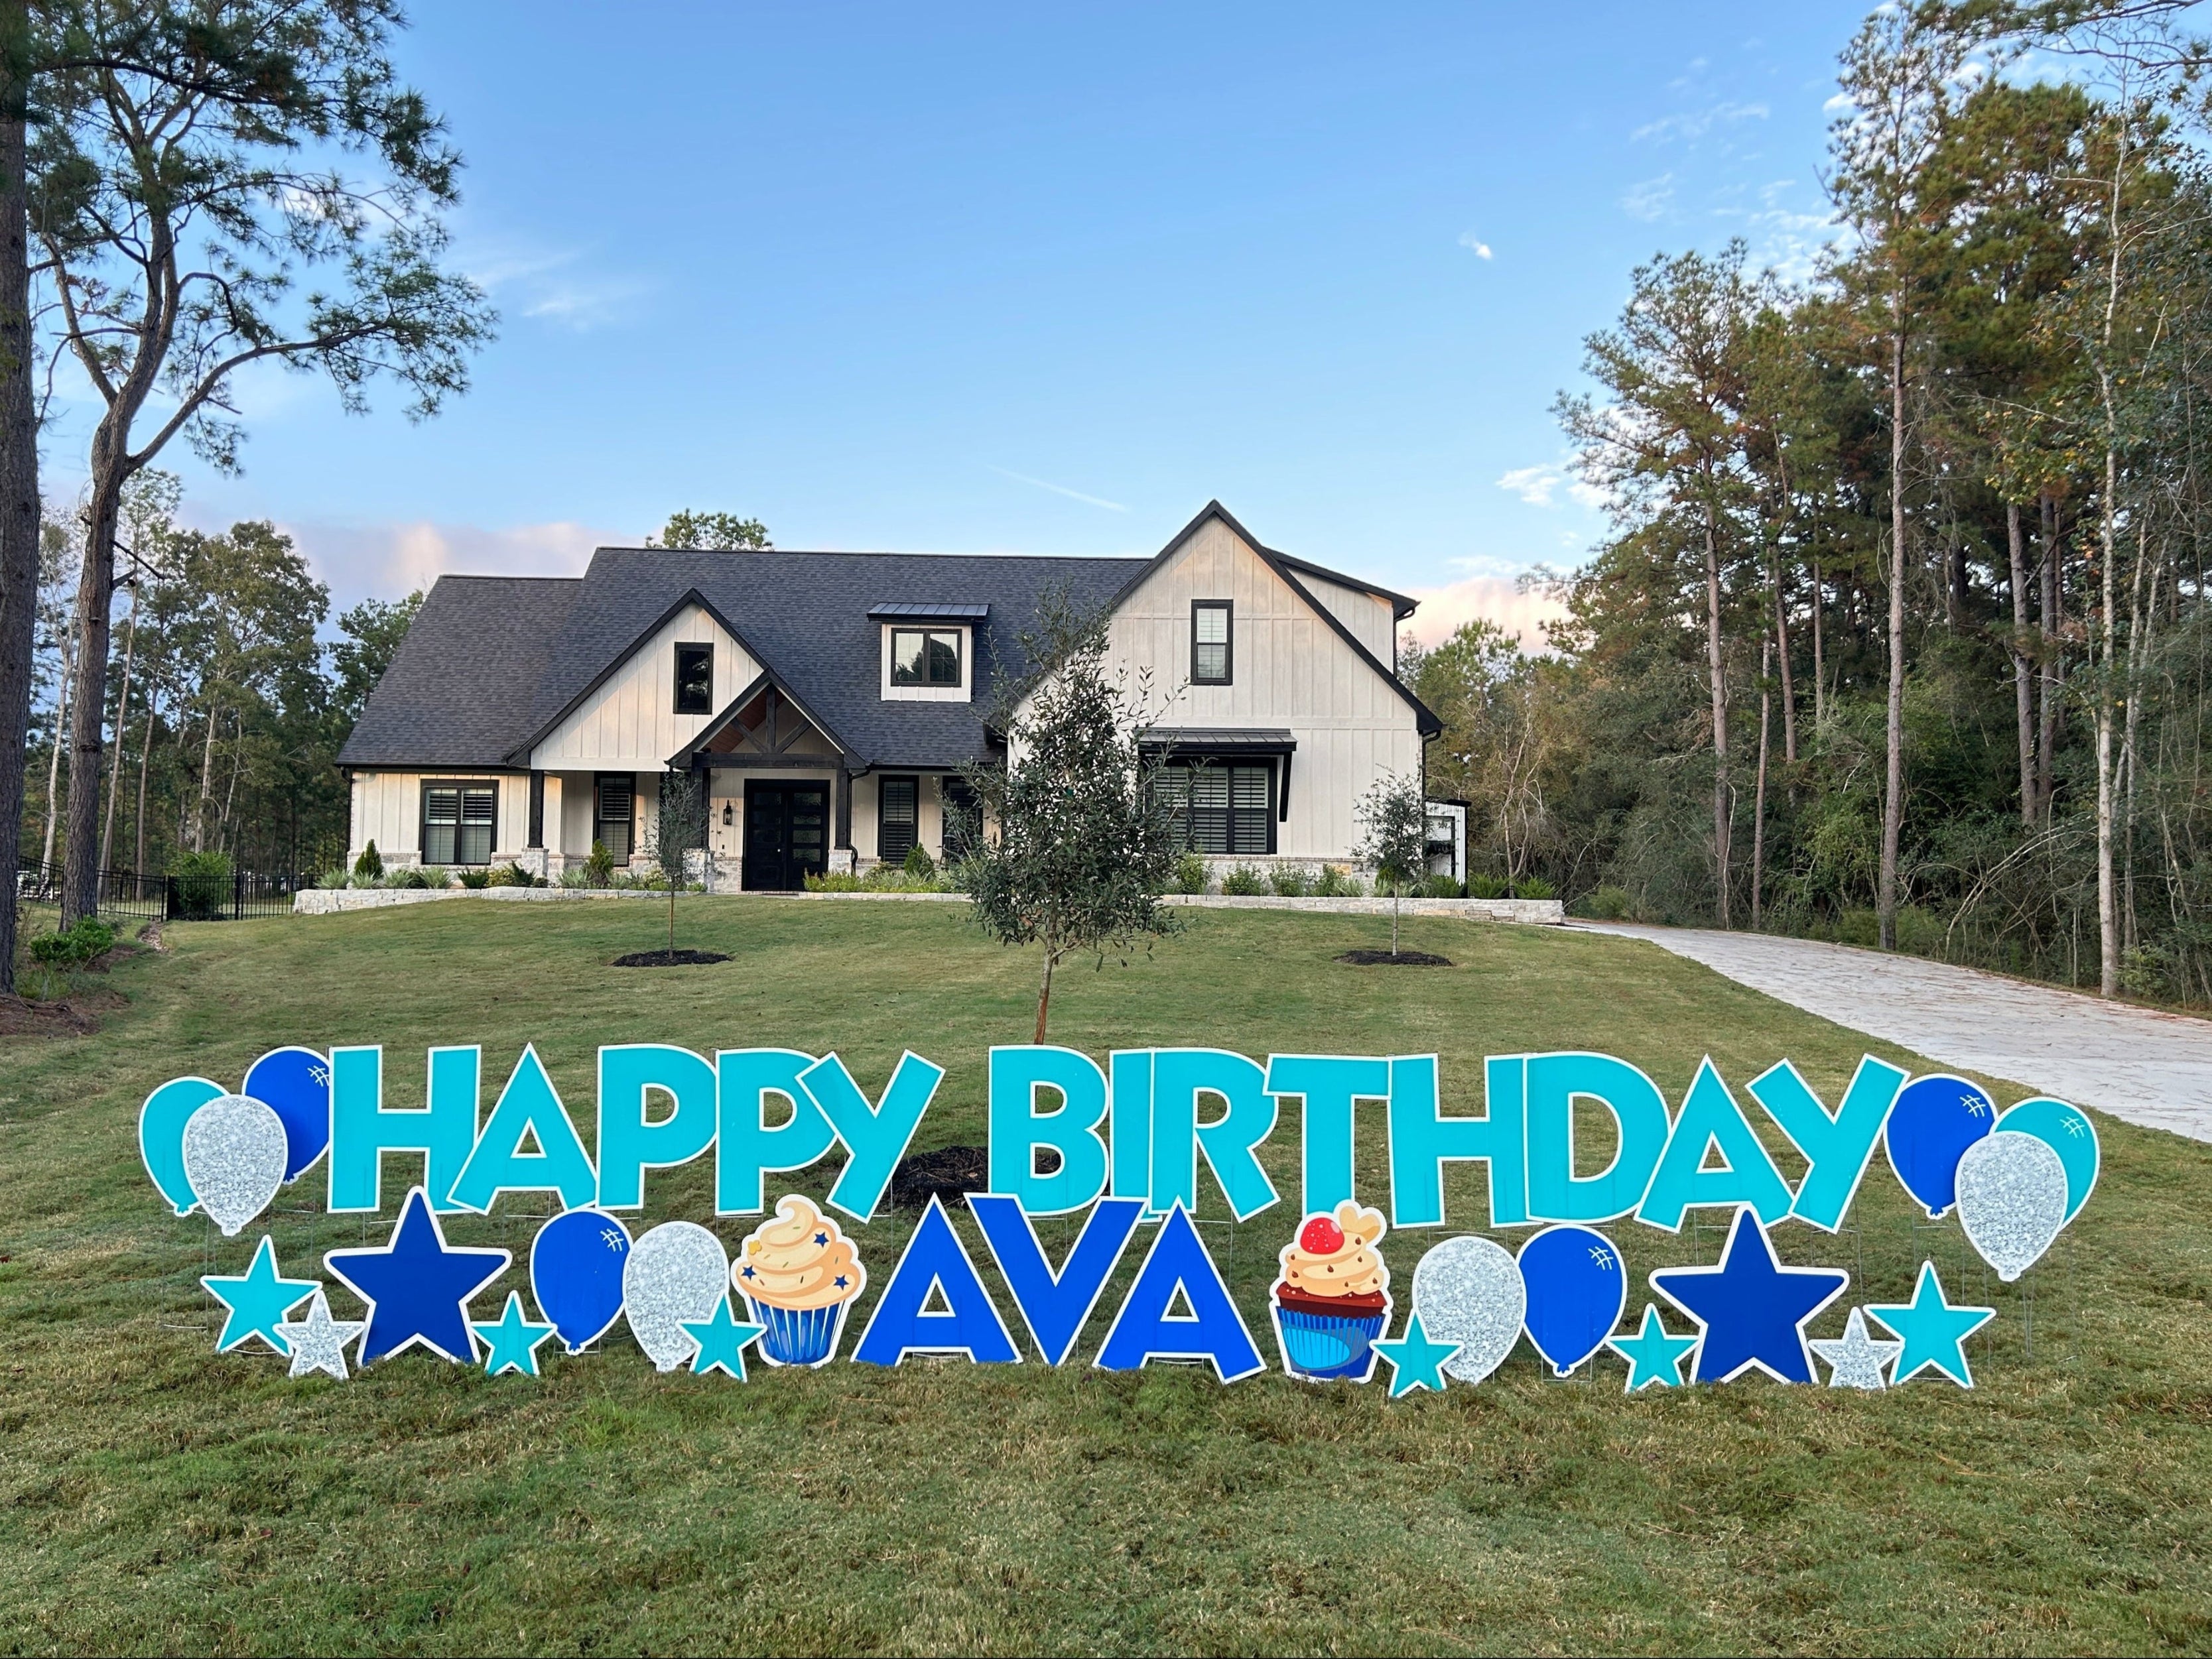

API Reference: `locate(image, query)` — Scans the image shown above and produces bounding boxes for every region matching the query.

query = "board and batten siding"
[529,604,758,770]
[1095,516,1425,861]
[348,770,530,863]
[1296,570,1399,668]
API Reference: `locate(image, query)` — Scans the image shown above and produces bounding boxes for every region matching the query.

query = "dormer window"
[1192,600,1232,684]
[674,643,714,713]
[891,628,962,688]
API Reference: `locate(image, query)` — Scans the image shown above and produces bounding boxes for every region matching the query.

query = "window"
[674,643,714,714]
[1192,601,1232,685]
[594,773,635,863]
[1158,760,1273,855]
[890,627,962,688]
[878,775,919,863]
[423,781,497,865]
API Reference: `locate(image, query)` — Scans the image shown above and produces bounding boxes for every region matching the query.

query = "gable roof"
[338,505,1435,771]
[337,576,581,768]
[1114,501,1441,737]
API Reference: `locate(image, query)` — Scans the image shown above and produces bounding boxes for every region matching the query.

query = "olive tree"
[1356,771,1429,957]
[653,768,709,961]
[963,593,1181,1042]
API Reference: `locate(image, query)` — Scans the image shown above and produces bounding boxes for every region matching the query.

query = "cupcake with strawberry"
[1270,1201,1392,1382]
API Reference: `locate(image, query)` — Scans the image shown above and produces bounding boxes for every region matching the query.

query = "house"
[336,501,1441,887]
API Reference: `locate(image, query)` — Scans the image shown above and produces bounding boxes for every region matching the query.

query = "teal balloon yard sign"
[143,1043,2099,1392]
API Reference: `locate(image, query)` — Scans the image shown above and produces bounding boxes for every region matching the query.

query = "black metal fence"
[17,860,301,922]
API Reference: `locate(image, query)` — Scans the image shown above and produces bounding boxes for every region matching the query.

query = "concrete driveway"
[1573,922,2212,1144]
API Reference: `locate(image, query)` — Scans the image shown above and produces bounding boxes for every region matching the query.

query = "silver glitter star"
[277,1288,367,1381]
[1810,1306,1902,1391]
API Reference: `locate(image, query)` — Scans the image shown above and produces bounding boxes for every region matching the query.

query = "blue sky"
[57,2,1876,636]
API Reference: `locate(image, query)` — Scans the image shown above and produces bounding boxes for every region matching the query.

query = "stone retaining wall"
[294,887,1564,924]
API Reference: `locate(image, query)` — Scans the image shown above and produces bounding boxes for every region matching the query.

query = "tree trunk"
[1810,556,1826,729]
[2038,492,2061,818]
[133,687,156,876]
[2008,501,2036,827]
[2095,446,2118,999]
[1752,633,1771,929]
[1703,505,1731,929]
[1033,948,1057,1044]
[99,583,138,871]
[40,614,70,869]
[1772,559,1797,765]
[191,695,219,853]
[0,42,38,989]
[1879,328,1908,953]
[2122,530,2152,957]
[62,461,123,924]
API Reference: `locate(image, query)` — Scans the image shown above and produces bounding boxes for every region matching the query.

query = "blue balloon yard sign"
[141,1041,2099,1391]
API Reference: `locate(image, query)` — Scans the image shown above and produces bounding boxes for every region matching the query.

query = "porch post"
[834,759,853,871]
[527,771,545,848]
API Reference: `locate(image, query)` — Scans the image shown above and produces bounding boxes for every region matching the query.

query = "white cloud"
[459,239,649,332]
[1403,574,1569,654]
[1632,100,1769,144]
[1496,465,1562,507]
[988,466,1128,512]
[277,517,625,607]
[1457,230,1494,259]
[1620,173,1675,221]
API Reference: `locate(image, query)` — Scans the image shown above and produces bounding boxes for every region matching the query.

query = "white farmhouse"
[338,502,1442,887]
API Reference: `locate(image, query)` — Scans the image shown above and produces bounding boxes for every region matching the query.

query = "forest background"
[1405,0,2212,1008]
[17,0,2212,1010]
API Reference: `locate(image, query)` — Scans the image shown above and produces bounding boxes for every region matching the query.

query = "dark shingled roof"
[339,502,1434,772]
[338,576,580,768]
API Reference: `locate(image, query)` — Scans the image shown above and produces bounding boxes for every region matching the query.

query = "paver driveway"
[1573,922,2212,1143]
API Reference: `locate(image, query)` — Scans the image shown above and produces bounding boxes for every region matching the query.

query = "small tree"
[645,511,771,550]
[653,770,710,960]
[964,593,1181,1042]
[1356,774,1429,956]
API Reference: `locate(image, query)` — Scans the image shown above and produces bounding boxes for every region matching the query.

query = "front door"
[743,781,829,891]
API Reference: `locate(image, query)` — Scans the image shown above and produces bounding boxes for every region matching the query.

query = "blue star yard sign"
[1372,1312,1461,1397]
[201,1235,317,1354]
[324,1186,511,1365]
[683,1296,768,1380]
[473,1290,558,1377]
[1650,1207,1849,1384]
[1866,1262,1996,1387]
[1606,1303,1701,1391]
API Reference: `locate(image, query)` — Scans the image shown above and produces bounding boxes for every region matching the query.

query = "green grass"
[2,898,2208,1656]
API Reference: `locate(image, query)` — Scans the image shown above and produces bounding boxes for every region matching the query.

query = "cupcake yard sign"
[144,1041,2101,1392]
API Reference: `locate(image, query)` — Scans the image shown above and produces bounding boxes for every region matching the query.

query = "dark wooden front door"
[743,782,829,891]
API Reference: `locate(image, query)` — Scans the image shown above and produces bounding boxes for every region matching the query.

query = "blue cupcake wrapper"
[1275,1304,1388,1381]
[746,1298,845,1367]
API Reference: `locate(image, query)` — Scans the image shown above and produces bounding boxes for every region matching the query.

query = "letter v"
[970,1195,1145,1366]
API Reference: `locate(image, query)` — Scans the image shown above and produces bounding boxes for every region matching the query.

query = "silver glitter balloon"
[623,1221,729,1372]
[1411,1235,1526,1384]
[180,1093,287,1237]
[1956,1130,2067,1283]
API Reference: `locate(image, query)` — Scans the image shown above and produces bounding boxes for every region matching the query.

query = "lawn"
[1,898,2207,1656]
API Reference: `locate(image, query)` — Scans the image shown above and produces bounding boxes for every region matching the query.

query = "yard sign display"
[143,1042,2100,1392]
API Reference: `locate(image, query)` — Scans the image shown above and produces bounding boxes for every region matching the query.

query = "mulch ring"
[0,988,126,1036]
[1335,949,1454,967]
[888,1144,989,1210]
[610,948,733,968]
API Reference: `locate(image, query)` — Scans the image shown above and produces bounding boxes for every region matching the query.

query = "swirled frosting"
[734,1196,865,1310]
[1274,1201,1389,1301]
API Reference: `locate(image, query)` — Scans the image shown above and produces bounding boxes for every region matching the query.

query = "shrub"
[1269,865,1313,897]
[382,867,427,890]
[1222,864,1269,896]
[806,871,864,892]
[558,865,590,889]
[903,843,937,879]
[1309,863,1356,897]
[457,867,491,889]
[1513,876,1557,900]
[1575,883,1632,920]
[1417,874,1463,898]
[318,867,348,890]
[485,861,541,889]
[353,840,383,880]
[1171,853,1208,895]
[419,865,450,889]
[29,916,117,969]
[1466,874,1509,899]
[584,839,615,888]
[170,851,232,919]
